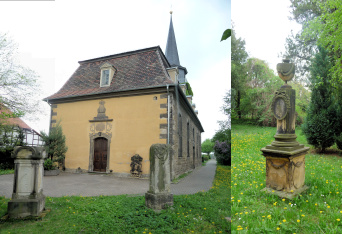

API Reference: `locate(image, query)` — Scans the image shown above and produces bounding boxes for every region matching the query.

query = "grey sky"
[0,0,230,141]
[232,0,300,74]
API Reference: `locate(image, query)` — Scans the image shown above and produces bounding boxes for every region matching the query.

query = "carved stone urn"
[260,59,309,199]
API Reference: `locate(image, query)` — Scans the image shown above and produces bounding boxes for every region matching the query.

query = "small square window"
[101,69,110,86]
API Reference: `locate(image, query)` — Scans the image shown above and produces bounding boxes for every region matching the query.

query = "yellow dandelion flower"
[297,220,300,223]
[283,219,286,222]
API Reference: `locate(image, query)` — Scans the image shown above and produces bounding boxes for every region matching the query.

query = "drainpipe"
[46,99,52,134]
[167,84,170,145]
[166,84,172,180]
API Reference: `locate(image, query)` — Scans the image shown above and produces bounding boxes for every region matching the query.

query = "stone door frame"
[88,132,112,173]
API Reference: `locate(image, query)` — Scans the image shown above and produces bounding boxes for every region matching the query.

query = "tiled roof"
[0,107,32,130]
[44,46,173,101]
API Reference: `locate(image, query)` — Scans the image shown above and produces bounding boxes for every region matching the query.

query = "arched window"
[187,121,190,157]
[193,128,195,159]
[178,113,182,157]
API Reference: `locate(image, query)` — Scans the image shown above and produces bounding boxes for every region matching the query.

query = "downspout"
[166,84,172,180]
[167,84,170,145]
[46,99,52,134]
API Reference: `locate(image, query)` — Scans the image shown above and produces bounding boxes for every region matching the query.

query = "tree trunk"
[237,90,242,119]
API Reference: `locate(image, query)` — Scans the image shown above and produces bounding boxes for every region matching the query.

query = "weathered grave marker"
[7,146,47,218]
[261,59,309,199]
[145,144,173,210]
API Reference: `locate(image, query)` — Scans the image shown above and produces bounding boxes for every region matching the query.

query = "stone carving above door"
[89,100,113,123]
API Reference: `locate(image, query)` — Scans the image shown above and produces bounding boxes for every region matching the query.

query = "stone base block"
[44,169,60,176]
[145,192,173,210]
[7,195,45,219]
[261,185,309,200]
[265,154,306,192]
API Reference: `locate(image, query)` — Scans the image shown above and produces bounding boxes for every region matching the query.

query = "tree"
[231,25,248,119]
[0,125,25,169]
[301,46,339,152]
[212,90,231,166]
[238,58,283,126]
[283,0,323,82]
[201,139,214,157]
[0,33,41,122]
[40,122,68,169]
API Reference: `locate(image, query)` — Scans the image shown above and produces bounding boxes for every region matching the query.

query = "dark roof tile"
[45,46,172,101]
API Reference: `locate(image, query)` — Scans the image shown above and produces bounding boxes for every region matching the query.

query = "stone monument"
[260,59,309,199]
[7,146,47,218]
[145,144,173,210]
[130,154,143,177]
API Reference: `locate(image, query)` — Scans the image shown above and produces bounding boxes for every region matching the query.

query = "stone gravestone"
[145,144,173,210]
[260,59,309,199]
[7,146,47,218]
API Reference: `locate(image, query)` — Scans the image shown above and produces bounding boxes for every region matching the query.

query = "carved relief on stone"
[265,155,305,192]
[130,154,143,177]
[93,100,109,121]
[95,123,105,132]
[106,122,112,132]
[271,90,291,120]
[90,123,95,133]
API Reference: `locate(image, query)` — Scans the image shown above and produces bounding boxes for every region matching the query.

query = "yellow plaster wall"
[52,94,167,175]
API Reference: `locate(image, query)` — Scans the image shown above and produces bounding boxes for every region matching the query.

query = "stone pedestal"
[7,146,47,218]
[145,144,173,210]
[260,59,309,199]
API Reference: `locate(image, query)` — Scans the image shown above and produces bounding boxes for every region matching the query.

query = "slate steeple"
[165,11,187,83]
[165,12,180,66]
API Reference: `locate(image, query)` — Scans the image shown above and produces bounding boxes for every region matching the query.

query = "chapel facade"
[44,14,203,179]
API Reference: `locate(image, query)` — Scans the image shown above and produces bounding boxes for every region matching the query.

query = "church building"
[44,13,204,179]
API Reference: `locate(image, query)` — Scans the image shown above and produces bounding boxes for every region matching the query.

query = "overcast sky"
[0,0,230,141]
[232,0,301,74]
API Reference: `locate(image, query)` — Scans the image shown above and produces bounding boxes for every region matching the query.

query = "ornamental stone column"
[260,59,309,199]
[145,144,173,210]
[7,146,47,218]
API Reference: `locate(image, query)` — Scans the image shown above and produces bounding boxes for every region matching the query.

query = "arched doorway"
[93,137,108,172]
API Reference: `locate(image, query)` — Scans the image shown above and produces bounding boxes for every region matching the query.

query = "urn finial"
[276,58,295,84]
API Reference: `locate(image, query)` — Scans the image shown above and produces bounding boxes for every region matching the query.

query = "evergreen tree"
[302,46,339,152]
[40,122,68,169]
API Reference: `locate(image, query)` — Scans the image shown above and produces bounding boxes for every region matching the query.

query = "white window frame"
[100,63,116,87]
[101,69,110,86]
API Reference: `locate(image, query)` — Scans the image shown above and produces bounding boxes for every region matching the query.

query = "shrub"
[202,155,209,162]
[44,158,56,171]
[336,133,342,151]
[214,141,231,166]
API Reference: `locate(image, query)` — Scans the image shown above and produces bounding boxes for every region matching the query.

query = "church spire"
[165,11,180,66]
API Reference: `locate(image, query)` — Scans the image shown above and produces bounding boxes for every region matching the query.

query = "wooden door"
[93,137,108,172]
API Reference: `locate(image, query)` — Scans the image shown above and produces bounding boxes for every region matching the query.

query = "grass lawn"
[0,165,230,233]
[231,124,342,233]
